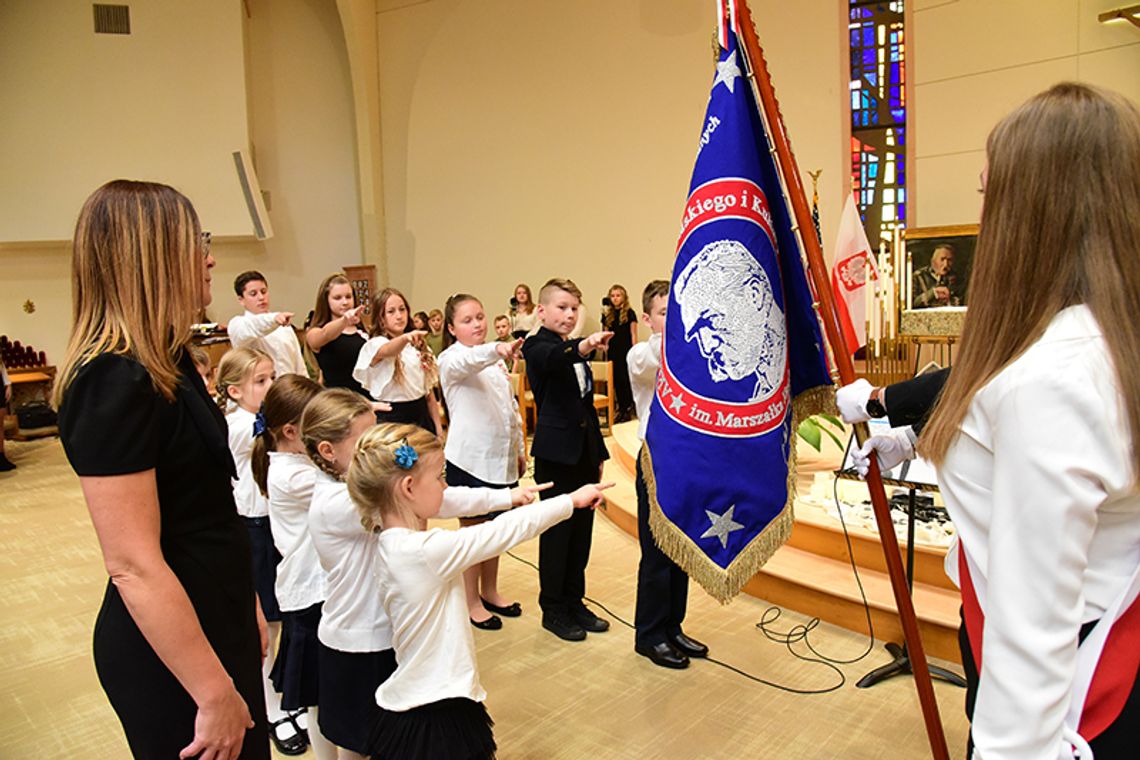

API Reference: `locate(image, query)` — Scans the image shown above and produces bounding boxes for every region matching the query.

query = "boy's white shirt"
[627,331,662,442]
[227,310,307,377]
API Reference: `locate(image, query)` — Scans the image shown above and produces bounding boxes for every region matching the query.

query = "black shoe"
[269,716,308,756]
[470,614,503,630]
[668,631,708,658]
[571,605,609,633]
[542,613,587,641]
[481,597,522,617]
[635,641,690,669]
[0,455,14,472]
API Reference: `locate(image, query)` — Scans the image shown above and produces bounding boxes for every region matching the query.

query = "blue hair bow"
[394,441,418,470]
[252,410,268,438]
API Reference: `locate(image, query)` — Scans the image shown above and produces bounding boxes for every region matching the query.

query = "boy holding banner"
[629,280,707,668]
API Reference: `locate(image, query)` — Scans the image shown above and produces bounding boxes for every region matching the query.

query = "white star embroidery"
[701,505,745,549]
[713,50,741,94]
[669,393,686,413]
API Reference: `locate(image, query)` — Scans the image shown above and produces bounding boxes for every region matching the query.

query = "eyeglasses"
[200,231,212,257]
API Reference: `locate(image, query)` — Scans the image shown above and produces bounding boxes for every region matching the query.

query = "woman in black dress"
[55,180,269,759]
[601,284,638,423]
[305,272,369,397]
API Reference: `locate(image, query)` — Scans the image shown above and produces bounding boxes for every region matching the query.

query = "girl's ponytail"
[254,374,323,497]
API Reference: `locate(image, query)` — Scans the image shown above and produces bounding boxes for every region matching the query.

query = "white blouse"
[438,342,524,485]
[226,407,268,518]
[227,310,307,378]
[939,305,1140,760]
[266,452,326,612]
[352,336,429,402]
[510,309,539,336]
[310,474,513,653]
[375,495,573,711]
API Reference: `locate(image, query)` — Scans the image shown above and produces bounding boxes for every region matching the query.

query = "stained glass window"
[849,1,905,244]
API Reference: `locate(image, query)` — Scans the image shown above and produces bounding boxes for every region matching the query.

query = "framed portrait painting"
[904,224,979,311]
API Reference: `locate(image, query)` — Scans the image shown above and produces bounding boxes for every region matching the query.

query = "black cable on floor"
[505,472,880,697]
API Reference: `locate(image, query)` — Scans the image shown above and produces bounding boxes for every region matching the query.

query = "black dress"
[59,352,269,759]
[603,309,635,417]
[314,329,368,397]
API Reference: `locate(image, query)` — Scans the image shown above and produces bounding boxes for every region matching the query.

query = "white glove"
[851,426,917,478]
[836,378,874,424]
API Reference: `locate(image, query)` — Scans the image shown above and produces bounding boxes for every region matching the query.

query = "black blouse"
[315,330,368,397]
[58,351,257,645]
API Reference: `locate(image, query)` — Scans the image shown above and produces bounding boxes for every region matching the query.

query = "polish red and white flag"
[830,193,878,353]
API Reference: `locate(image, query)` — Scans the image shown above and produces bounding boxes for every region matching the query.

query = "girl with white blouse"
[249,373,336,759]
[346,423,611,760]
[305,393,542,758]
[509,283,539,339]
[916,83,1140,760]
[438,293,527,629]
[352,288,441,435]
[215,348,292,753]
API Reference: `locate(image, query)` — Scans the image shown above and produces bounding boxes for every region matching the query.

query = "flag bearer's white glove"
[852,426,917,478]
[836,379,874,424]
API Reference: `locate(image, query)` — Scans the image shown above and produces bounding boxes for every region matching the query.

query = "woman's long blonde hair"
[920,83,1140,480]
[53,180,205,405]
[347,423,442,531]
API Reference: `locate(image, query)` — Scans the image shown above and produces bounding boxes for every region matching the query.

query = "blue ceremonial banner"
[643,12,833,602]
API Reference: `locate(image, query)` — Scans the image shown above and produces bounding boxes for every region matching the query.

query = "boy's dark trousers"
[535,453,598,616]
[523,326,608,618]
[633,456,688,647]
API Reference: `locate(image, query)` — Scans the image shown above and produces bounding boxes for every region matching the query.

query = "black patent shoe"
[481,597,522,617]
[470,614,503,630]
[269,716,308,756]
[635,641,690,669]
[668,631,709,658]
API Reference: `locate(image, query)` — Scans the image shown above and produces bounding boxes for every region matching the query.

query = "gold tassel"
[643,383,836,603]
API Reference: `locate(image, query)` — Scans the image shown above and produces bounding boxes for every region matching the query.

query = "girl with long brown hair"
[305,273,369,398]
[352,288,442,435]
[509,283,538,339]
[917,83,1140,758]
[56,180,269,758]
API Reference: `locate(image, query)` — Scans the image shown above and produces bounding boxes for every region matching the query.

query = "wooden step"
[600,443,963,664]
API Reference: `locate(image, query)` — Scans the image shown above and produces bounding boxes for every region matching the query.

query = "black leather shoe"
[635,641,690,669]
[668,631,708,658]
[542,614,587,641]
[470,614,503,630]
[571,606,610,633]
[481,597,522,617]
[269,716,308,756]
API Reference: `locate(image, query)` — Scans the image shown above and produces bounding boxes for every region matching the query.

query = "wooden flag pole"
[734,4,951,759]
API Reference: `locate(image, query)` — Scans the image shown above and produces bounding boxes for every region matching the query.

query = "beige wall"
[911,0,1140,227]
[374,0,847,327]
[0,0,361,362]
[0,0,251,241]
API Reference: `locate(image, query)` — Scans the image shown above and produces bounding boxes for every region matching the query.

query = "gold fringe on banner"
[643,384,837,604]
